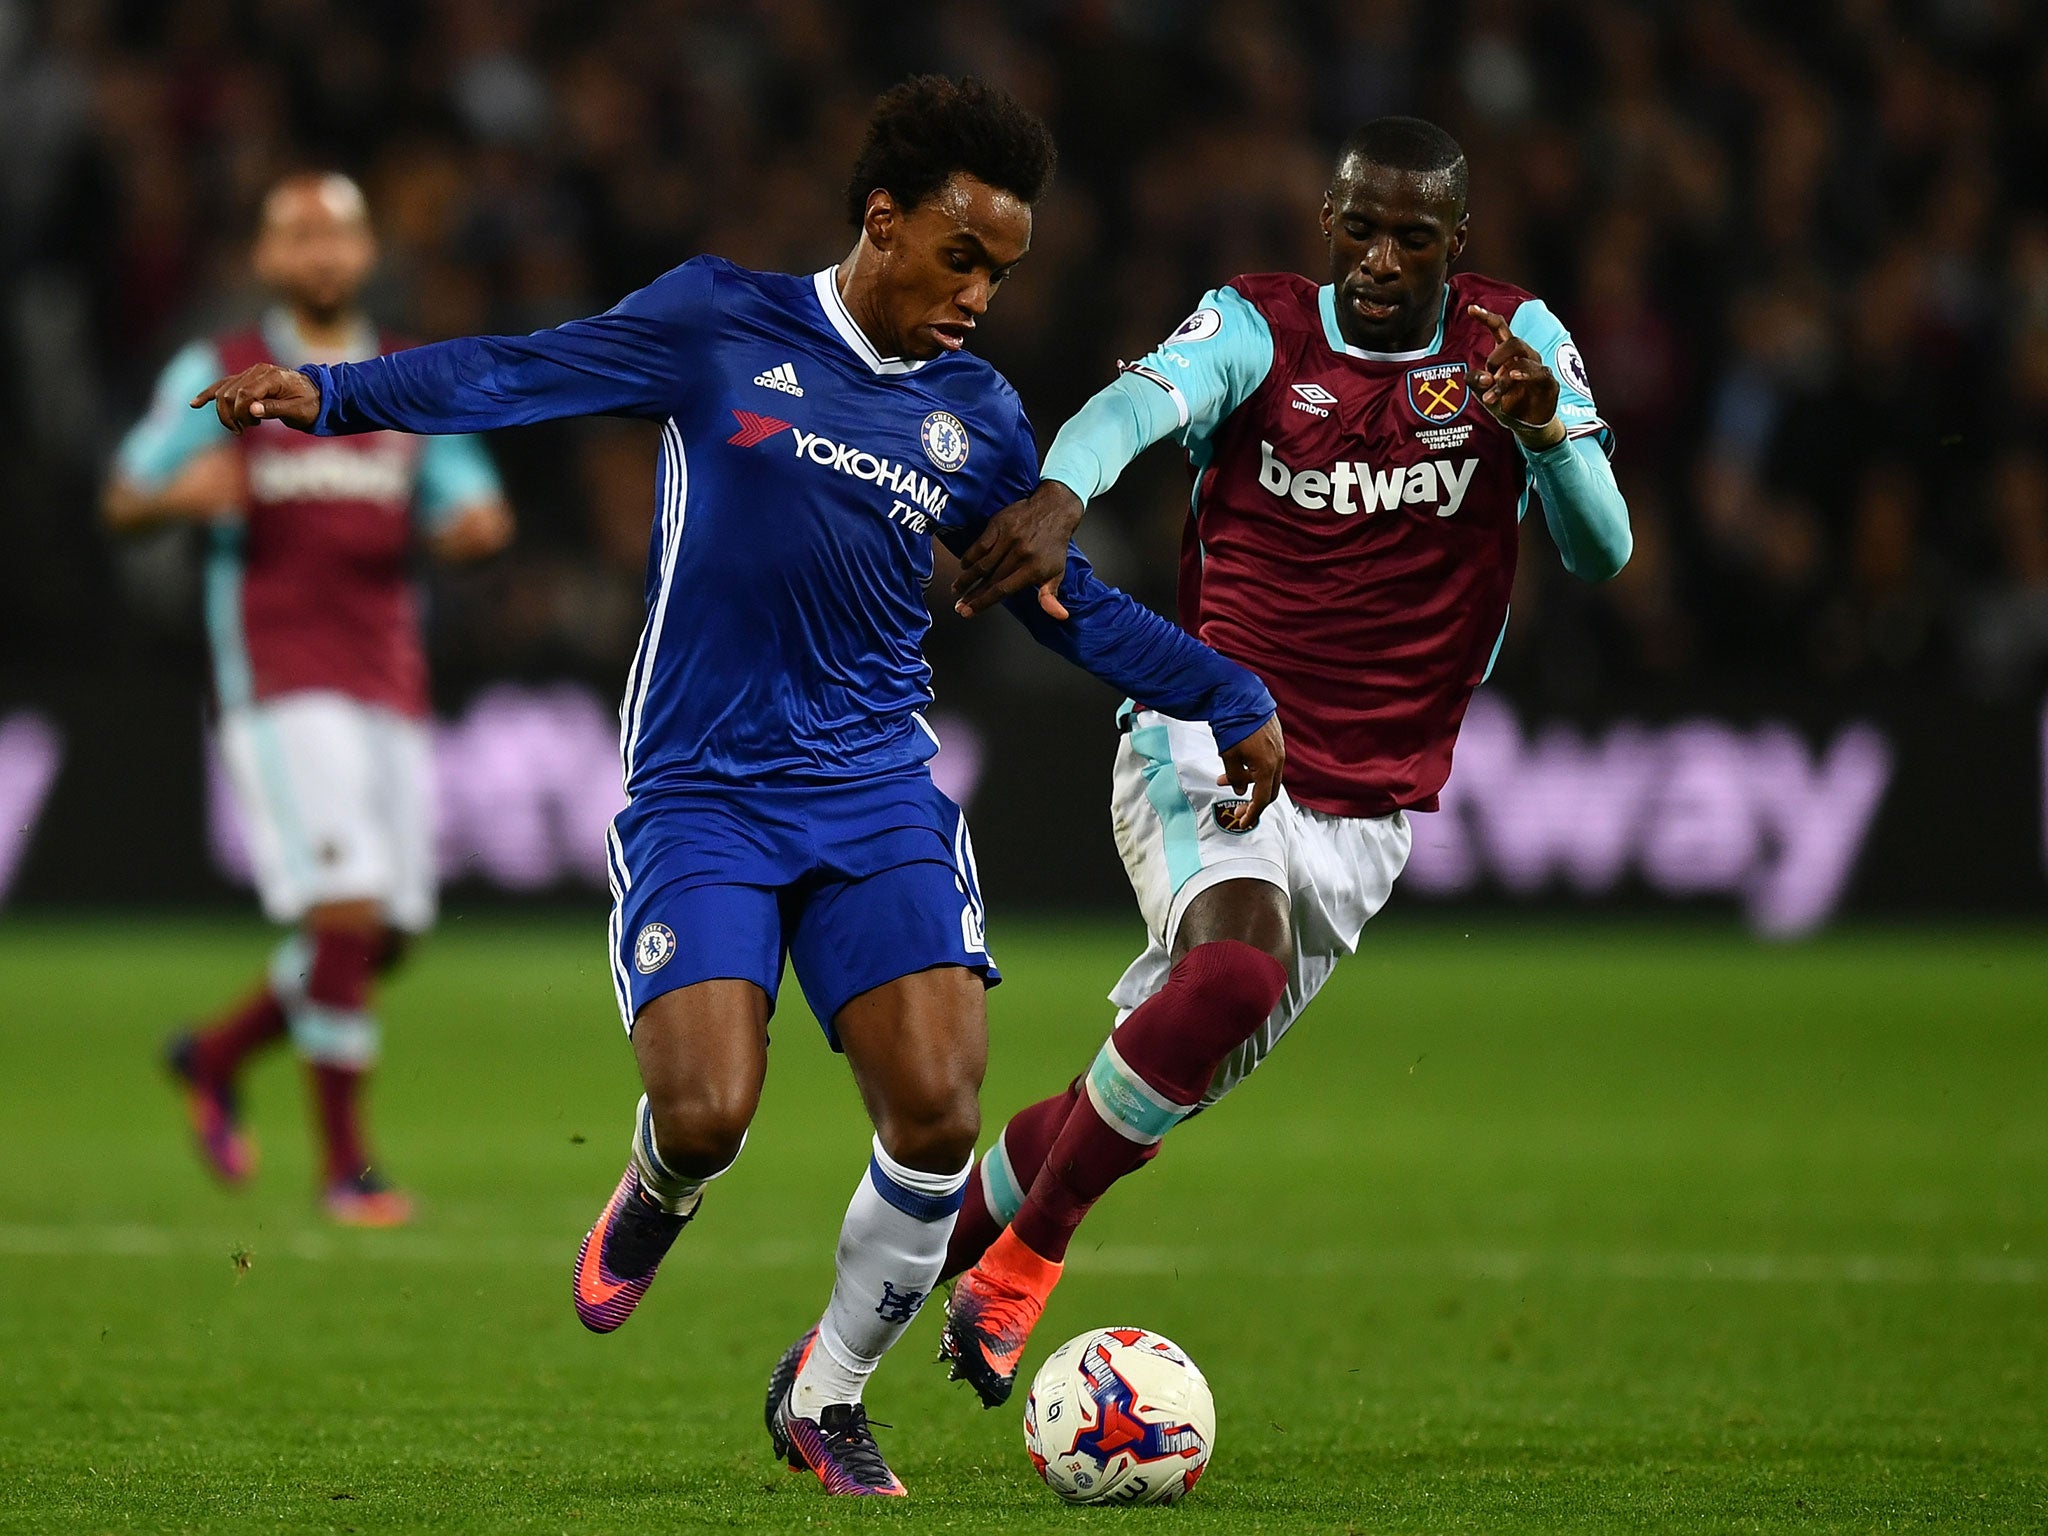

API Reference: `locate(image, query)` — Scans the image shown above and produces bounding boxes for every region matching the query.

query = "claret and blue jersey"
[1038,268,1632,819]
[299,255,1275,1034]
[116,311,502,719]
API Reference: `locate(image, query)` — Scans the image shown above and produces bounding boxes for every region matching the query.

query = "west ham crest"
[1406,362,1468,423]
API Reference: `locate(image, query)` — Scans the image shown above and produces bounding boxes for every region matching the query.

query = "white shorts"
[215,690,437,932]
[1107,706,1410,1107]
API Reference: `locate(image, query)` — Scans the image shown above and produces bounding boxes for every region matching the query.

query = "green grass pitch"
[0,914,2042,1533]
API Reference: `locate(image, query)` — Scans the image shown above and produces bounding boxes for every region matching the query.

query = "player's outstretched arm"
[959,525,1284,825]
[1033,568,1285,825]
[191,263,714,439]
[191,364,320,433]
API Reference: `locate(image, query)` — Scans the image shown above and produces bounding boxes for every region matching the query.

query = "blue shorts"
[604,770,997,1047]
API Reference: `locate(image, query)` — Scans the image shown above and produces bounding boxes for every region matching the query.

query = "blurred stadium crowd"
[4,0,2047,708]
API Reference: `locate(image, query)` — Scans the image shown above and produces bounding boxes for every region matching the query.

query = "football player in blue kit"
[195,76,1284,1497]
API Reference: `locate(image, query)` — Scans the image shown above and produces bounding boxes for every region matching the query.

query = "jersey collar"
[1317,285,1446,362]
[261,307,378,367]
[812,268,929,376]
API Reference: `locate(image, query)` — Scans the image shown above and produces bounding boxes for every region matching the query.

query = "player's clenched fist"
[1468,305,1565,450]
[191,363,322,434]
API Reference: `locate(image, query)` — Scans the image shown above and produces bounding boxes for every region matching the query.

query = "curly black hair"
[845,75,1057,228]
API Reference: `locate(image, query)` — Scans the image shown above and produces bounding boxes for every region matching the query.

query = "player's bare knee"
[645,1084,754,1176]
[875,1089,979,1174]
[1176,879,1293,972]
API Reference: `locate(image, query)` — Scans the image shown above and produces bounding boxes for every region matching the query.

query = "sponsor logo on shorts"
[634,922,676,974]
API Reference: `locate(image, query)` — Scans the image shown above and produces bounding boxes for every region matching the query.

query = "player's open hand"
[1469,306,1564,450]
[191,364,322,434]
[1216,712,1285,832]
[951,480,1085,619]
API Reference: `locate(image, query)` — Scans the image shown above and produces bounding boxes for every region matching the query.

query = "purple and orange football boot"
[938,1226,1064,1408]
[164,1032,255,1186]
[572,1164,695,1333]
[766,1328,907,1497]
[323,1168,414,1228]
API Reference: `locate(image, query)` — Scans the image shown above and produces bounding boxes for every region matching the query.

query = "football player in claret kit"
[935,117,1634,1406]
[105,173,512,1228]
[193,78,1282,1496]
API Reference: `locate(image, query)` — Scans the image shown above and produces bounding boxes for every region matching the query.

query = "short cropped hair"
[1334,117,1469,212]
[845,75,1057,228]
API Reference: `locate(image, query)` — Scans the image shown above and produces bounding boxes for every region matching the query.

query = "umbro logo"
[1291,382,1338,418]
[753,362,803,396]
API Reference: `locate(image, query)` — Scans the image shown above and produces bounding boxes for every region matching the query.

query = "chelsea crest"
[920,411,970,473]
[634,923,676,974]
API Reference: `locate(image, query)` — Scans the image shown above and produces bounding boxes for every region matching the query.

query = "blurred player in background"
[189,80,1280,1496]
[105,173,513,1228]
[936,117,1634,1406]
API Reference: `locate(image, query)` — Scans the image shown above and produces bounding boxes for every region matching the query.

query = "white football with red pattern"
[1022,1326,1215,1505]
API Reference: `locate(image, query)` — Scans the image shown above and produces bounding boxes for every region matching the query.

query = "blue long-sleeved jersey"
[303,257,1275,796]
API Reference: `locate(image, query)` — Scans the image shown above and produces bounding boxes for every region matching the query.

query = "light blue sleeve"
[413,432,504,529]
[1509,299,1630,581]
[1509,298,1609,445]
[114,341,233,491]
[1523,434,1632,581]
[1040,285,1274,504]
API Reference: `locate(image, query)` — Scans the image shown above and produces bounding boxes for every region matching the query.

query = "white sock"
[629,1094,741,1215]
[789,1136,969,1415]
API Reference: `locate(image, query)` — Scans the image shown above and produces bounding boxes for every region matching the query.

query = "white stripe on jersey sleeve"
[619,418,688,781]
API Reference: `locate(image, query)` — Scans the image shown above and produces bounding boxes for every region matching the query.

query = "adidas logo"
[753,362,803,397]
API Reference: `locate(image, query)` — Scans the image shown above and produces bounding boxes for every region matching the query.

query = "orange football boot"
[938,1226,1064,1407]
